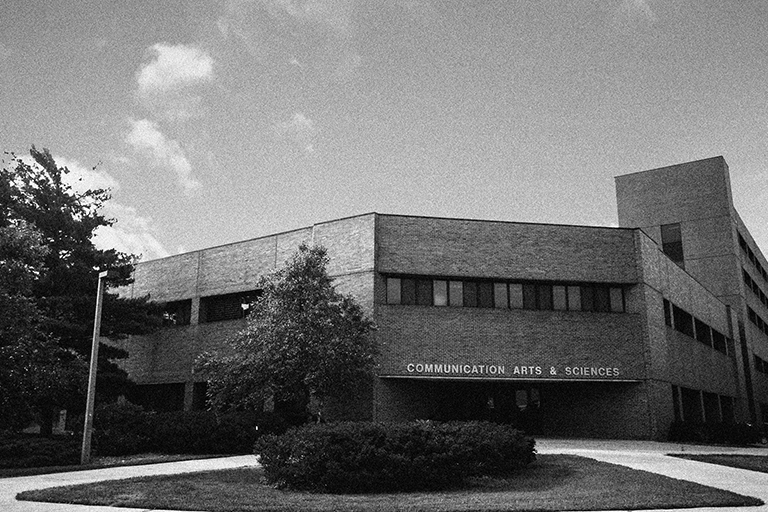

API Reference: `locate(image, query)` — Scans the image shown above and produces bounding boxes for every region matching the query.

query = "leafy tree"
[197,243,376,422]
[0,147,162,433]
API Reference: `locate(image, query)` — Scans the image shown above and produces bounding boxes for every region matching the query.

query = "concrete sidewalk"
[0,455,260,512]
[538,438,768,512]
[1,441,767,511]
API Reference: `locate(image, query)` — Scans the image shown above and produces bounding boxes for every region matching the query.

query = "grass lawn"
[17,454,762,512]
[670,453,768,474]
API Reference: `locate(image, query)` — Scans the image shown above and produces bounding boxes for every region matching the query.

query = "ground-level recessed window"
[567,286,581,311]
[663,299,672,327]
[463,280,478,307]
[609,288,624,313]
[401,278,416,305]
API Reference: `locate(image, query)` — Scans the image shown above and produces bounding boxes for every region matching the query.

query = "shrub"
[94,401,154,455]
[0,435,80,468]
[255,421,535,493]
[669,421,765,446]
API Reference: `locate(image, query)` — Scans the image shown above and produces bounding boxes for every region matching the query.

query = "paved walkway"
[1,441,767,511]
[537,439,768,512]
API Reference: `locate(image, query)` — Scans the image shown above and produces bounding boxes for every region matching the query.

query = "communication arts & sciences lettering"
[405,363,621,378]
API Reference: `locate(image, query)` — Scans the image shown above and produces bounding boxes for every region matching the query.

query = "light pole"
[81,269,118,465]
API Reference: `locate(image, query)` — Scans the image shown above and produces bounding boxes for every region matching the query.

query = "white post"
[80,270,112,465]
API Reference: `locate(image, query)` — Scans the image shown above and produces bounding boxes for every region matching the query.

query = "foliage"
[0,147,163,433]
[92,401,286,456]
[255,421,536,493]
[0,434,80,469]
[197,243,376,420]
[668,421,765,446]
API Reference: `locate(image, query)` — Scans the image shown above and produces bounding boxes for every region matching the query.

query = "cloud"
[137,43,214,94]
[125,119,202,193]
[19,154,170,260]
[613,0,657,30]
[218,0,360,82]
[136,44,215,120]
[273,112,317,153]
[93,203,171,260]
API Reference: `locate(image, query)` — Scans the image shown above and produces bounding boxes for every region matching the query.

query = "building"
[112,156,768,439]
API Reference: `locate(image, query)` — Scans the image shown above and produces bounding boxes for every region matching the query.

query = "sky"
[2,0,768,261]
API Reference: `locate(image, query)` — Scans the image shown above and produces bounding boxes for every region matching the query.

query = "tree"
[197,243,377,422]
[0,147,162,433]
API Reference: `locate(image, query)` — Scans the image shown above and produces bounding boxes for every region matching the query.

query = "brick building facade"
[113,156,767,439]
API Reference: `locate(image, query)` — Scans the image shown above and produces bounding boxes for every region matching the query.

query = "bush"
[255,421,535,493]
[0,435,80,468]
[94,401,154,455]
[669,421,765,446]
[93,401,288,456]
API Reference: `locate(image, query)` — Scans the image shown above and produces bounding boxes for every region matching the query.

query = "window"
[536,284,553,310]
[672,304,694,338]
[681,387,703,422]
[463,281,478,307]
[386,277,401,304]
[663,299,672,327]
[594,286,610,312]
[609,288,624,313]
[661,223,684,266]
[449,281,463,307]
[522,284,537,310]
[567,286,581,311]
[721,396,735,423]
[695,318,712,346]
[703,392,720,423]
[415,279,433,306]
[712,329,727,354]
[581,285,595,312]
[401,278,416,305]
[162,299,191,326]
[553,286,567,311]
[509,283,523,309]
[199,290,260,323]
[672,385,681,422]
[493,283,508,309]
[433,280,448,306]
[478,282,494,308]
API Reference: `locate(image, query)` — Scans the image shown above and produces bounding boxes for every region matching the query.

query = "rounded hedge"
[255,421,536,493]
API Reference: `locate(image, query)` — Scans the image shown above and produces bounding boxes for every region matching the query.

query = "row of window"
[747,307,768,339]
[385,276,626,313]
[739,233,768,283]
[672,385,735,424]
[743,268,768,309]
[161,290,262,325]
[663,299,732,356]
[755,354,768,375]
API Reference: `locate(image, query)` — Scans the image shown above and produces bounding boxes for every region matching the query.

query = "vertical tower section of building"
[615,157,759,424]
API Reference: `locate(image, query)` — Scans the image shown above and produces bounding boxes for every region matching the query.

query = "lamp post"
[81,269,118,465]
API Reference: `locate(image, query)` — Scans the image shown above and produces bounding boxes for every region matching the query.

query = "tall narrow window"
[386,277,401,304]
[594,287,610,312]
[401,278,416,305]
[433,280,448,306]
[449,281,463,307]
[493,283,508,309]
[537,284,553,310]
[522,284,537,310]
[415,279,433,306]
[567,286,581,311]
[661,223,684,266]
[553,286,567,311]
[581,285,595,312]
[478,282,494,308]
[463,281,478,307]
[609,288,624,313]
[509,283,523,309]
